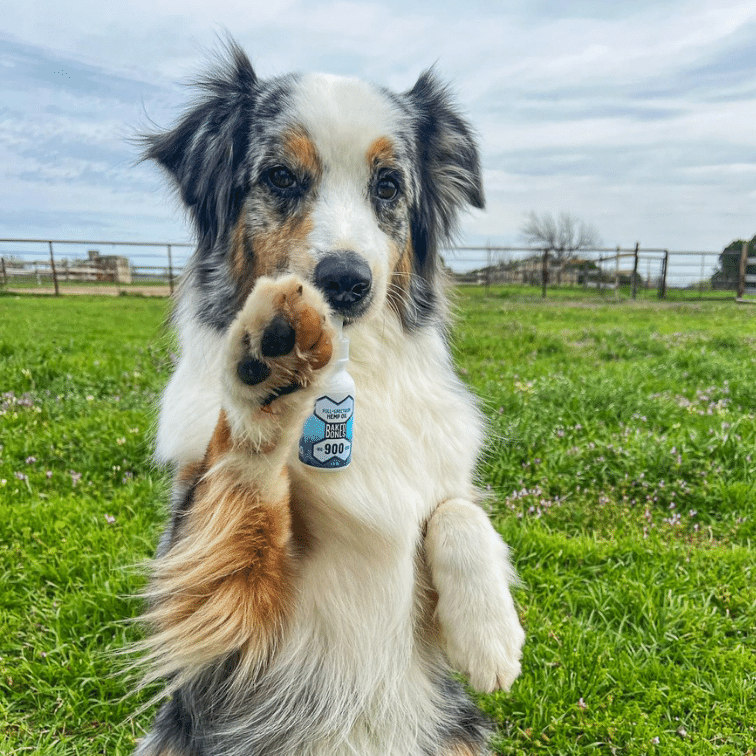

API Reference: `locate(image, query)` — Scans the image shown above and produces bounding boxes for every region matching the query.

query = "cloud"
[1,0,755,254]
[0,33,187,240]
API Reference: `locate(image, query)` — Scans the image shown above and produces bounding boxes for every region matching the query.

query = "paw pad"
[236,357,271,386]
[229,276,335,404]
[260,315,296,358]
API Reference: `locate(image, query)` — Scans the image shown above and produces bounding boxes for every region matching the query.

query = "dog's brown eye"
[265,166,297,192]
[375,176,400,202]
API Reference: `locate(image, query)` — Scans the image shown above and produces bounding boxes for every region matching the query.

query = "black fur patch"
[136,690,201,755]
[432,676,493,755]
[157,472,200,558]
[398,71,485,331]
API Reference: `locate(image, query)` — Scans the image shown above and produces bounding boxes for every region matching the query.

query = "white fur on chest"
[291,318,482,525]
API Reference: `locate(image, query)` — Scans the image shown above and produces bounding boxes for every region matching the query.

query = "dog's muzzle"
[314,252,372,319]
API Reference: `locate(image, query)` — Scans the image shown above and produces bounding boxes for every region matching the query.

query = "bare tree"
[520,211,601,284]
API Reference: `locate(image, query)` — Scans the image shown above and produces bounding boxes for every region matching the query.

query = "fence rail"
[0,238,193,297]
[445,245,745,300]
[0,238,750,300]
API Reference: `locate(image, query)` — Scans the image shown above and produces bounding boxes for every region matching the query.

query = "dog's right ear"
[141,41,258,248]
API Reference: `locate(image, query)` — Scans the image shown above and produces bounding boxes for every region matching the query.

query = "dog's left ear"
[405,70,485,229]
[403,70,484,303]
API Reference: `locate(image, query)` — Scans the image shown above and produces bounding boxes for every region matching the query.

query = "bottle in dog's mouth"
[298,317,355,471]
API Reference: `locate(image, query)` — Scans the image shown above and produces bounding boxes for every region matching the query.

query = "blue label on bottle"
[299,394,354,469]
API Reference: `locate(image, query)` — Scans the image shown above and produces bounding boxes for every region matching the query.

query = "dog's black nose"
[314,253,372,314]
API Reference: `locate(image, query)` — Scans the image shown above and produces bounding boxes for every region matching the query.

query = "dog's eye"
[265,166,298,192]
[375,176,400,202]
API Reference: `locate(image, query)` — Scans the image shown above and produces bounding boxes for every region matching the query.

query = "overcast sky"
[2,0,755,263]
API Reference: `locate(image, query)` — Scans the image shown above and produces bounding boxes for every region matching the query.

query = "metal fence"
[0,238,751,300]
[0,238,193,296]
[445,245,749,299]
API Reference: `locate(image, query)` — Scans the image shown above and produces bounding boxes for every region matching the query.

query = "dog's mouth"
[313,252,373,323]
[330,294,373,325]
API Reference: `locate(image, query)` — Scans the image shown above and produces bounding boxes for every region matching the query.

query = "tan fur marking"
[387,234,414,319]
[140,413,292,685]
[204,409,232,463]
[366,135,395,168]
[444,744,484,756]
[231,210,257,304]
[252,213,314,279]
[284,126,321,177]
[232,200,315,302]
[265,276,333,368]
[289,496,314,557]
[237,127,320,285]
[176,460,204,487]
[291,303,332,368]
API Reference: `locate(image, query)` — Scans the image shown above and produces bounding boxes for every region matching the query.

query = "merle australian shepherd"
[135,40,525,756]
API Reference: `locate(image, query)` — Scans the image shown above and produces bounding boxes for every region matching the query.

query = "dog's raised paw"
[225,275,335,407]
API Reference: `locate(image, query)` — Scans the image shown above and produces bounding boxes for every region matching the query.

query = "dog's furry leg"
[139,275,335,692]
[425,499,525,693]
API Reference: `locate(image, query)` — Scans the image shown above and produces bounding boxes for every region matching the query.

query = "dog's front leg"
[141,275,335,684]
[425,498,526,693]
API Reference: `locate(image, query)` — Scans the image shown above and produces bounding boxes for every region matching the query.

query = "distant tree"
[711,235,756,290]
[520,211,601,283]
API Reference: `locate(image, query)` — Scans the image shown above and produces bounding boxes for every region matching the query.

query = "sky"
[2,0,755,272]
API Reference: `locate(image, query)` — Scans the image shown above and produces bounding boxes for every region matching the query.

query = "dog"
[135,40,525,756]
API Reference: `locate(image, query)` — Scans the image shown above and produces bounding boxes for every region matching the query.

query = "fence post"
[614,246,620,299]
[632,242,639,299]
[1,257,6,286]
[541,248,549,298]
[737,240,748,300]
[485,244,491,297]
[48,241,60,296]
[658,251,669,299]
[167,244,174,296]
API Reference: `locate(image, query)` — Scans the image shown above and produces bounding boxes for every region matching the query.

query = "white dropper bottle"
[298,317,355,470]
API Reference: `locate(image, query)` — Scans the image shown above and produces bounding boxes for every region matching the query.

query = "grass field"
[1,288,754,755]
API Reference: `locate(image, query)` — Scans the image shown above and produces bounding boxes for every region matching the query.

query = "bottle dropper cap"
[335,316,349,364]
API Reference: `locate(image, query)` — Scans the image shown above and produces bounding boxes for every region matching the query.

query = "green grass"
[0,294,171,753]
[472,282,740,303]
[1,289,755,754]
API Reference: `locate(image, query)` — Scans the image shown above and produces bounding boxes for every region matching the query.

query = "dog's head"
[144,42,483,332]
